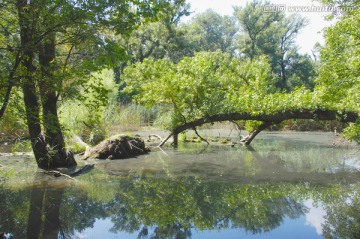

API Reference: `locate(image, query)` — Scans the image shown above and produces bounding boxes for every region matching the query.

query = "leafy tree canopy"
[124,51,323,129]
[316,2,360,141]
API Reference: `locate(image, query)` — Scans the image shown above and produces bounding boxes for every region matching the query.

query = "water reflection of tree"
[0,174,108,238]
[322,185,360,239]
[0,187,29,237]
[26,183,65,238]
[1,172,360,238]
[108,176,308,238]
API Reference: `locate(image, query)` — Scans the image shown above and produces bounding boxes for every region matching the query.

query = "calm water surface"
[0,132,359,239]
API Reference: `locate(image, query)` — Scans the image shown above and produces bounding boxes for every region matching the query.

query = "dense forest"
[0,0,359,169]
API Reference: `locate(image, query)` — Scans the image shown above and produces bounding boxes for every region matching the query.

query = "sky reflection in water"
[0,132,359,239]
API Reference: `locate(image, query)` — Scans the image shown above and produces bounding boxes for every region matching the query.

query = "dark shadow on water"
[26,175,65,239]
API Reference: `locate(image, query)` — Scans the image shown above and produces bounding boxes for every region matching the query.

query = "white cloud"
[304,199,326,235]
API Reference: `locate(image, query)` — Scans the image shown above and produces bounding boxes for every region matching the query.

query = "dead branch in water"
[158,132,173,147]
[41,170,76,181]
[193,127,209,145]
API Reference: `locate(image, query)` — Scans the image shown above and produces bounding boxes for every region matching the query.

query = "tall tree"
[317,0,360,142]
[114,0,191,101]
[182,9,238,55]
[234,1,314,91]
[272,14,309,89]
[2,0,166,169]
[234,0,281,60]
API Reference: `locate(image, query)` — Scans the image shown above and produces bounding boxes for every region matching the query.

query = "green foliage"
[0,0,174,167]
[316,7,360,112]
[234,0,282,60]
[343,120,360,143]
[11,139,32,153]
[234,1,315,90]
[123,51,325,131]
[107,104,160,131]
[244,121,263,133]
[182,9,238,55]
[0,90,27,138]
[109,0,191,89]
[315,3,360,140]
[59,69,117,143]
[179,132,187,142]
[0,0,358,149]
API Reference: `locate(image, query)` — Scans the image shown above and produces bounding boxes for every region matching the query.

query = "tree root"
[69,164,95,177]
[41,170,76,181]
[40,164,95,179]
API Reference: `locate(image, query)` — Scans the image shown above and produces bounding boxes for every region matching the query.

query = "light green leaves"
[123,51,276,128]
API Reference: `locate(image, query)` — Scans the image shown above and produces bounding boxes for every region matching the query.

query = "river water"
[0,132,359,239]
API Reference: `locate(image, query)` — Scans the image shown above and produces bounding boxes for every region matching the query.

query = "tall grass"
[107,104,160,132]
[59,69,116,145]
[59,68,161,150]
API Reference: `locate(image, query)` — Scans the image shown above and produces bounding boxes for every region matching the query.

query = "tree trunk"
[41,91,76,168]
[172,132,178,147]
[280,60,287,90]
[240,121,275,145]
[155,110,359,146]
[38,32,76,168]
[17,0,76,169]
[22,81,50,168]
[0,83,13,119]
[17,0,50,167]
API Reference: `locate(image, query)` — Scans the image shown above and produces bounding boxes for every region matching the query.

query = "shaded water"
[0,132,359,239]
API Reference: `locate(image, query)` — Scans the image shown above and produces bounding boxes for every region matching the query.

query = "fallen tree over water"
[159,109,359,146]
[123,52,360,148]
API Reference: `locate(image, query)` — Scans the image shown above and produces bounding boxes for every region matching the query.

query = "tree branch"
[193,126,209,144]
[170,109,358,145]
[0,50,22,119]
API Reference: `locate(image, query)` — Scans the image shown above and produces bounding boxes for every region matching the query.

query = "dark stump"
[83,135,150,160]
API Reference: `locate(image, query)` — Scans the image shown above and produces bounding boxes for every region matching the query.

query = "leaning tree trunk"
[240,121,276,145]
[22,77,50,167]
[158,110,359,147]
[40,89,76,168]
[17,0,49,167]
[38,32,76,169]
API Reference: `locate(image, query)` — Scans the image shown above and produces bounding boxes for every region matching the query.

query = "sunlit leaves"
[123,51,328,129]
[316,5,360,140]
[124,52,270,127]
[183,9,238,55]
